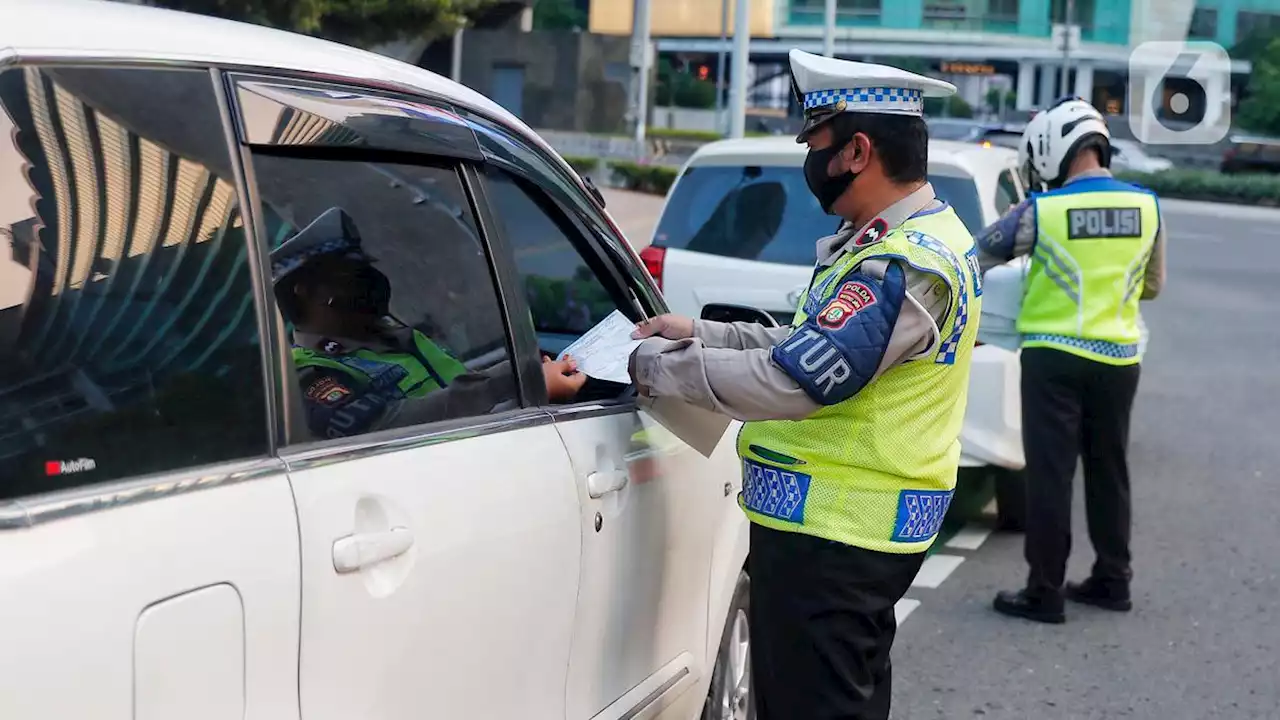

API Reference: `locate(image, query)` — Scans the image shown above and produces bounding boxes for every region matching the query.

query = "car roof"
[0,0,526,143]
[685,135,1019,177]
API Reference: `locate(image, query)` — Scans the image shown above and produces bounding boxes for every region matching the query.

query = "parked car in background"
[925,118,1026,149]
[1221,134,1280,174]
[642,138,1029,518]
[1109,138,1174,174]
[0,2,753,719]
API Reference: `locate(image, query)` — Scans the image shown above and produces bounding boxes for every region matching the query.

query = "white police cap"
[789,49,956,142]
[269,206,368,284]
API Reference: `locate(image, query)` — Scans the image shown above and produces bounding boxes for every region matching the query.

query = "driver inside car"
[270,207,587,440]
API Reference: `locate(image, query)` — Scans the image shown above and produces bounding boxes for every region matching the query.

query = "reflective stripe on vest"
[736,205,982,554]
[1018,177,1159,365]
[293,329,469,398]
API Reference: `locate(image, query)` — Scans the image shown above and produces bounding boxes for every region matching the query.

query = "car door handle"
[587,469,629,498]
[332,527,414,574]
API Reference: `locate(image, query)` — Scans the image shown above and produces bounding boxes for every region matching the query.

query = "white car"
[641,137,1028,478]
[0,2,752,719]
[1109,138,1174,174]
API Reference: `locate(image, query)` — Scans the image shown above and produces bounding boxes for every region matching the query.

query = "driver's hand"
[543,355,587,401]
[631,314,694,340]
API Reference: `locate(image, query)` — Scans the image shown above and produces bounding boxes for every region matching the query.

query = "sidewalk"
[600,188,665,249]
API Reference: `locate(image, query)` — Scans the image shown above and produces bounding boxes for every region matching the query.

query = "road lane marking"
[945,525,993,551]
[912,554,965,589]
[895,598,921,625]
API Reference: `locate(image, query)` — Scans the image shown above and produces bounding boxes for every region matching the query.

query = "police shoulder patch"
[816,280,878,330]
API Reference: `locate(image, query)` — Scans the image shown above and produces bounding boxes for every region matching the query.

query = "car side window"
[0,66,270,499]
[995,168,1021,215]
[249,155,520,443]
[480,167,638,402]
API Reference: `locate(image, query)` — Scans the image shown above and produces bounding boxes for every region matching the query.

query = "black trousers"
[748,523,925,720]
[1020,347,1141,595]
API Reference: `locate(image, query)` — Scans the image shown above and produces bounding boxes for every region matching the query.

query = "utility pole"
[631,0,653,145]
[715,0,729,134]
[450,26,464,83]
[728,0,750,138]
[1059,0,1075,99]
[822,0,837,57]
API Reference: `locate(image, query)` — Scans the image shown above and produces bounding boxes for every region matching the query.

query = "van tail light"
[640,245,666,291]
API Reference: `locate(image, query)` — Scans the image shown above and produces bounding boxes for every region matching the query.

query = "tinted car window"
[0,67,268,499]
[482,167,625,357]
[250,155,519,442]
[996,169,1021,215]
[653,165,986,266]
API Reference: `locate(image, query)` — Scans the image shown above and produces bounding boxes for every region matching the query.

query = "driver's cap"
[269,207,366,284]
[789,49,957,142]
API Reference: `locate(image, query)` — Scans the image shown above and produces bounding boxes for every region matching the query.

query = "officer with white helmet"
[629,50,982,719]
[976,97,1166,623]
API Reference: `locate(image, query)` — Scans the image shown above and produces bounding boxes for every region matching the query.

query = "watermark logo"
[1128,41,1232,145]
[45,458,97,476]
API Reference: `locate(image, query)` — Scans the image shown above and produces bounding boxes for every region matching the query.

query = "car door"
[473,161,732,720]
[0,64,299,719]
[230,79,581,720]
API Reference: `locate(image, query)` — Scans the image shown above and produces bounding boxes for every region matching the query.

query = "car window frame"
[995,167,1022,214]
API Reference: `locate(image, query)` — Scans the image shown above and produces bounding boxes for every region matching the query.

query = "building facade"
[591,0,1264,117]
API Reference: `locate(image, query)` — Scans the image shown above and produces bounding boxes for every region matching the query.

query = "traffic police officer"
[977,98,1166,623]
[271,207,585,439]
[629,50,982,719]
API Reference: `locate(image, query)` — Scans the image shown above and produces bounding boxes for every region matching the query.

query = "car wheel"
[703,571,753,720]
[993,467,1027,532]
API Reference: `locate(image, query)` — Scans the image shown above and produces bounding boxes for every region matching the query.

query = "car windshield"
[984,131,1023,149]
[652,164,986,266]
[926,120,981,141]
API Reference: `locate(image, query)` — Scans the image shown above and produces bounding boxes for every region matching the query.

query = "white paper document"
[557,310,643,385]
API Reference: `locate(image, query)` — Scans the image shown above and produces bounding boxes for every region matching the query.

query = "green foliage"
[924,95,974,119]
[985,88,1017,114]
[1116,169,1280,206]
[155,0,496,46]
[531,0,586,30]
[655,58,718,109]
[561,155,601,174]
[647,128,722,142]
[607,161,679,195]
[1237,38,1280,137]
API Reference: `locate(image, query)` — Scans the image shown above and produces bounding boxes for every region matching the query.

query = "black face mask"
[804,141,858,215]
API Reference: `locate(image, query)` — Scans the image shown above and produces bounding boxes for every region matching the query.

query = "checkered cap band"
[271,237,359,280]
[803,87,925,115]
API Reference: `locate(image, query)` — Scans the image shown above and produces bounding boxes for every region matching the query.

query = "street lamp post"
[1059,0,1076,99]
[728,0,750,138]
[715,0,729,134]
[631,0,653,146]
[822,0,837,58]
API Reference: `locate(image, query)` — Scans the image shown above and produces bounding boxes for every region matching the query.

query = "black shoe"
[1065,578,1132,612]
[993,589,1066,624]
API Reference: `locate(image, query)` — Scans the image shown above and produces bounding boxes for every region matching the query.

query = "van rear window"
[651,165,985,266]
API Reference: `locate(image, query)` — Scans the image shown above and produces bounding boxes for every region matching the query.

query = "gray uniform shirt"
[974,168,1166,300]
[630,183,955,422]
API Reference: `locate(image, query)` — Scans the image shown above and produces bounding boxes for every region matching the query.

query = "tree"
[654,58,717,109]
[1237,37,1280,136]
[154,0,498,46]
[531,0,585,30]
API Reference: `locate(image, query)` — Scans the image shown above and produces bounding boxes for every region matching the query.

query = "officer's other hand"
[632,314,694,340]
[543,355,587,401]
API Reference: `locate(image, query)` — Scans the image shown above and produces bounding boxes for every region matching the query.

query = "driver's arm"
[974,199,1036,275]
[299,364,519,440]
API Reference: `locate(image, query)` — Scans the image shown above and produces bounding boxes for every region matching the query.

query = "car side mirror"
[700,303,780,328]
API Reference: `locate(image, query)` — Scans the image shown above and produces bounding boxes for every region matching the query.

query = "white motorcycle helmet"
[1019,96,1111,190]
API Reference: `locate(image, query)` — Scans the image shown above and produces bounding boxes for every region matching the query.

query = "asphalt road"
[892,199,1280,720]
